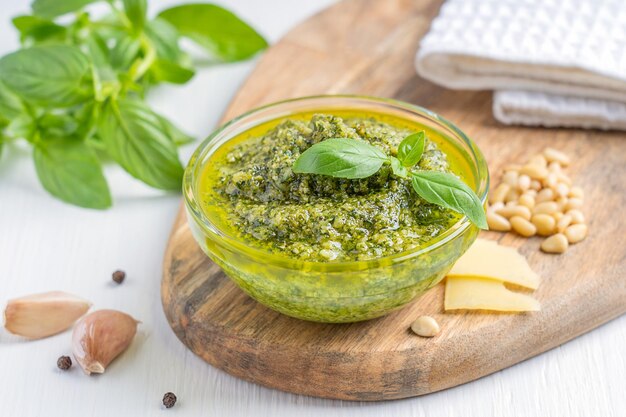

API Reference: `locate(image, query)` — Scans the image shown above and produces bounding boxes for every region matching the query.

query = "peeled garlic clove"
[4,291,91,339]
[72,309,139,375]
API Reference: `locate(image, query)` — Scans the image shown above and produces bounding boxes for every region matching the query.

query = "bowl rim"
[184,94,489,268]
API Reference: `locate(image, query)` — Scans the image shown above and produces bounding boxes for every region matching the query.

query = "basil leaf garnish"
[411,171,487,229]
[389,157,409,178]
[293,133,487,229]
[293,138,388,179]
[397,131,425,168]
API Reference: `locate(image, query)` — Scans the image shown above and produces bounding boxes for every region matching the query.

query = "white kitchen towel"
[415,0,626,130]
[494,91,626,130]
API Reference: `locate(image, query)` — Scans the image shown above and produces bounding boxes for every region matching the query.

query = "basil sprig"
[0,0,267,209]
[293,133,487,229]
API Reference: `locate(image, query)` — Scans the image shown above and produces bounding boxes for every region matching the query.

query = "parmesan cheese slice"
[445,276,540,312]
[448,239,540,290]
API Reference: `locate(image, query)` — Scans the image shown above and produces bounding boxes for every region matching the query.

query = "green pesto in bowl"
[185,97,488,323]
[199,113,462,262]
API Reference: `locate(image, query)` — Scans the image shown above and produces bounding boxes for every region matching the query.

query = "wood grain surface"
[161,0,626,401]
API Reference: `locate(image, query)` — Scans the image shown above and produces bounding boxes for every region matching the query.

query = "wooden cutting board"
[161,0,626,401]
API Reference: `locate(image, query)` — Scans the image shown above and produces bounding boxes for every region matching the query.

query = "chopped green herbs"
[204,114,479,262]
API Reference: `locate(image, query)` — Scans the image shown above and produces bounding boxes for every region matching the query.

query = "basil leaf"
[0,80,25,122]
[12,15,66,44]
[31,0,99,18]
[398,132,425,168]
[38,113,79,138]
[389,157,408,178]
[82,33,119,101]
[158,4,268,62]
[6,113,36,140]
[411,171,487,229]
[74,101,99,141]
[0,45,92,107]
[158,114,194,146]
[293,138,388,179]
[149,59,195,84]
[145,18,184,62]
[34,138,111,209]
[98,98,183,190]
[122,0,147,32]
[91,14,127,44]
[110,36,142,70]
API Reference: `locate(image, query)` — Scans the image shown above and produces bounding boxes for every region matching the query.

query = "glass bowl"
[184,95,489,323]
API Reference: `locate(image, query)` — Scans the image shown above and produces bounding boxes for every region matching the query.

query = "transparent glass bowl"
[184,95,489,323]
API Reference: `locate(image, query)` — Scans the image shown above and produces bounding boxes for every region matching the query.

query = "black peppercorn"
[112,270,126,284]
[57,356,72,370]
[162,392,177,409]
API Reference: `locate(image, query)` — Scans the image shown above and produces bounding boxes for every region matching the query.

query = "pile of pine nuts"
[487,148,588,254]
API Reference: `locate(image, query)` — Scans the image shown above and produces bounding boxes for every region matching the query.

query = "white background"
[0,1,624,416]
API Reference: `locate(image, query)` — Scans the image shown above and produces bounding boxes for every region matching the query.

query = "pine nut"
[520,164,549,180]
[567,209,585,224]
[548,161,561,172]
[556,172,572,186]
[505,188,520,203]
[529,154,548,167]
[530,180,542,191]
[543,173,558,188]
[532,214,556,236]
[503,170,518,186]
[541,233,569,254]
[536,188,555,203]
[534,201,558,215]
[557,214,572,233]
[518,194,535,209]
[489,183,510,204]
[555,196,569,212]
[565,198,583,211]
[490,147,584,256]
[411,316,440,337]
[510,216,537,237]
[565,224,588,244]
[543,147,571,166]
[489,202,505,212]
[569,186,584,199]
[496,205,532,220]
[554,183,569,198]
[487,212,511,231]
[517,174,531,191]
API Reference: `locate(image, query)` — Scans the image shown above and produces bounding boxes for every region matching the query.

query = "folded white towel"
[494,91,626,130]
[415,0,626,130]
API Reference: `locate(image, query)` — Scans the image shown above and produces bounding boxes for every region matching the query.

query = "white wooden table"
[1,1,624,416]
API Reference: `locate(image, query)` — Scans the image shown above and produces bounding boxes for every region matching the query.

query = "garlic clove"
[72,309,139,375]
[4,291,91,339]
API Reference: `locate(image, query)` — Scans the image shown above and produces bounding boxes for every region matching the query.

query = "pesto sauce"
[205,114,460,262]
